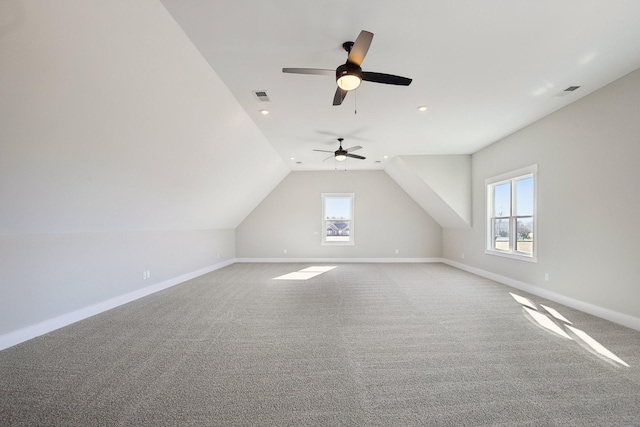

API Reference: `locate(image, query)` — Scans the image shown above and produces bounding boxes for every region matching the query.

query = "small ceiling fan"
[283,30,412,106]
[314,138,365,161]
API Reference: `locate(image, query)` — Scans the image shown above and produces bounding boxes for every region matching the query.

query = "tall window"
[322,193,354,245]
[486,165,537,261]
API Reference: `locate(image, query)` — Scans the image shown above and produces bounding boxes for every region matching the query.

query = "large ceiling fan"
[283,30,412,106]
[314,138,365,161]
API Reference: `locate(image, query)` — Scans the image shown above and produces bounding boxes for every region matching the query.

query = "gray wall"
[442,68,640,322]
[0,230,235,337]
[0,1,287,345]
[236,171,442,259]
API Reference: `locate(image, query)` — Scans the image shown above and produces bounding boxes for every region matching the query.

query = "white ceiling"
[160,0,640,171]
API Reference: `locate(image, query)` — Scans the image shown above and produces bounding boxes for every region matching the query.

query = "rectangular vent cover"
[554,85,582,97]
[253,90,270,102]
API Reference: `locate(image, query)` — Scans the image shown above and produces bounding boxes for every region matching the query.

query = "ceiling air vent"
[554,85,581,97]
[253,90,270,102]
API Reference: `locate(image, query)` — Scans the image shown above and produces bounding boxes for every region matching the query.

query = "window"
[486,165,537,261]
[322,193,354,245]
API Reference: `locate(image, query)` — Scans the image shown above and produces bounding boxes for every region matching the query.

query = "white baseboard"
[442,259,640,332]
[235,257,441,263]
[0,259,235,352]
[7,256,635,352]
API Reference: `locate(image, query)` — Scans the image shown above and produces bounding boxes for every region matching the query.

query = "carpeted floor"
[1,263,640,426]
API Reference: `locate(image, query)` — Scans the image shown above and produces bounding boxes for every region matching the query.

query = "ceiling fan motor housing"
[334,148,348,161]
[336,62,362,90]
[283,30,411,105]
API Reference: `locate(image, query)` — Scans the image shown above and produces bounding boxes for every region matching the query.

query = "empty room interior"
[2,1,640,425]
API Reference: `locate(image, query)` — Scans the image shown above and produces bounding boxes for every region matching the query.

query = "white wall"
[236,171,442,259]
[442,68,640,325]
[0,1,288,347]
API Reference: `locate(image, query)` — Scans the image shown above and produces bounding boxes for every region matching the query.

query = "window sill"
[485,249,537,263]
[321,241,355,246]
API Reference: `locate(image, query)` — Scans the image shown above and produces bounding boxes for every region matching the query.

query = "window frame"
[321,193,355,246]
[485,165,538,262]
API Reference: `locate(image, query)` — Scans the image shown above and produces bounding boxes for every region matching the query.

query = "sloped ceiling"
[157,0,640,226]
[0,1,288,233]
[386,156,471,228]
[160,0,640,171]
[5,1,640,234]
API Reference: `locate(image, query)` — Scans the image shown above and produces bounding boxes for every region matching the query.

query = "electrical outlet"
[544,273,550,281]
[283,249,287,254]
[462,253,465,259]
[395,249,399,254]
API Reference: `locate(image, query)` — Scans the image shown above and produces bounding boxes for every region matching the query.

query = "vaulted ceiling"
[160,1,640,171]
[5,1,640,234]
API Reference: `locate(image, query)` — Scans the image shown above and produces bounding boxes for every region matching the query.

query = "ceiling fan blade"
[344,146,362,152]
[315,128,370,141]
[313,149,334,153]
[282,68,334,75]
[348,30,373,66]
[333,87,348,106]
[362,71,412,86]
[323,155,334,161]
[346,153,366,160]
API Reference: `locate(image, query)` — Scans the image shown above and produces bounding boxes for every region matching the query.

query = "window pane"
[486,166,536,259]
[516,217,533,254]
[325,197,351,220]
[493,182,511,217]
[515,176,533,216]
[493,218,510,251]
[322,193,354,245]
[326,220,350,241]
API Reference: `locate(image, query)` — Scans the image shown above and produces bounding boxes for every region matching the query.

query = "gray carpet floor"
[1,262,640,426]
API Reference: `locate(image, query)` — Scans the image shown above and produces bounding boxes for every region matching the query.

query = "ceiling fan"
[283,30,412,106]
[314,138,365,161]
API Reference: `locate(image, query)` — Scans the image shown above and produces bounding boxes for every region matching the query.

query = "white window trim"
[321,193,355,246]
[485,165,538,263]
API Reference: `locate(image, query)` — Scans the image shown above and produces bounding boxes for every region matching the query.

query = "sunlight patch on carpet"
[541,304,572,324]
[299,266,337,272]
[509,292,537,310]
[510,292,629,367]
[273,266,337,280]
[566,325,629,367]
[524,306,572,339]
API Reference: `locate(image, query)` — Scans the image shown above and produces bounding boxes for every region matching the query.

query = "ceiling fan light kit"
[336,63,362,91]
[283,30,411,166]
[314,138,365,162]
[283,30,412,106]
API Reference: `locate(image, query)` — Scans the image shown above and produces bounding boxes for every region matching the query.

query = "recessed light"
[417,105,427,112]
[289,157,295,161]
[260,109,269,115]
[383,155,388,159]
